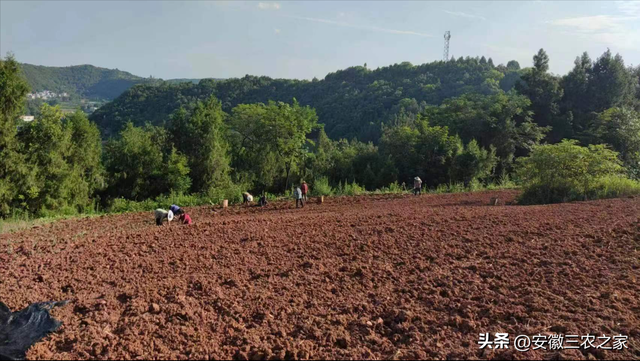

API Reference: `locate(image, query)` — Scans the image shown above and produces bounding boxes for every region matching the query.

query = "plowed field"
[1,190,639,360]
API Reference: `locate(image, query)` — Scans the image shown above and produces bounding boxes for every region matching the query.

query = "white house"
[20,115,35,122]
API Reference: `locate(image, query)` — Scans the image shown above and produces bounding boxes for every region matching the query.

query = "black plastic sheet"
[0,300,68,361]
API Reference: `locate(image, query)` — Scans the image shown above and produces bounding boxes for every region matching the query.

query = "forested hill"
[90,57,523,139]
[20,63,161,100]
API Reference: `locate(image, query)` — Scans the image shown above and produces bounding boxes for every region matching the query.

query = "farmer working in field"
[301,181,309,202]
[178,213,192,225]
[414,176,423,195]
[154,209,174,226]
[169,204,184,215]
[294,185,304,208]
[258,192,268,207]
[243,192,254,205]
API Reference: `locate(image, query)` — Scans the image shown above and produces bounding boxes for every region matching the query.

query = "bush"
[591,175,640,199]
[517,140,633,204]
[335,180,364,196]
[311,176,334,196]
[376,181,405,194]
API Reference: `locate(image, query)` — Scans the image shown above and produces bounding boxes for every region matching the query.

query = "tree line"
[1,48,639,217]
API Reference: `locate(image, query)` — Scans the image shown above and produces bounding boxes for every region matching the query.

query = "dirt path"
[0,190,638,360]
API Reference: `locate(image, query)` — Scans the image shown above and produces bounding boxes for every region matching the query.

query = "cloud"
[257,2,280,10]
[548,11,640,50]
[616,0,640,16]
[548,15,637,33]
[338,12,345,18]
[443,10,486,21]
[284,15,432,37]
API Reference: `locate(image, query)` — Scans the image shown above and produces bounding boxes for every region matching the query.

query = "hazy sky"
[2,1,639,80]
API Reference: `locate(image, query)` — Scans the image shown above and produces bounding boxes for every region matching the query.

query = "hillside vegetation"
[19,63,162,100]
[91,57,521,139]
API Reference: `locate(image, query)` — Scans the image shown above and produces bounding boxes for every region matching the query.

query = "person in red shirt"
[179,213,192,225]
[301,181,309,202]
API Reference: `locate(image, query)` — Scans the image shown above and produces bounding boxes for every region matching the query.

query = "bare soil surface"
[1,190,638,360]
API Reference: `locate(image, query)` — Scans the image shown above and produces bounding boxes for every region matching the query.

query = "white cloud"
[338,12,345,18]
[616,0,640,16]
[258,2,280,10]
[284,15,432,37]
[548,15,637,33]
[548,11,640,50]
[443,10,486,21]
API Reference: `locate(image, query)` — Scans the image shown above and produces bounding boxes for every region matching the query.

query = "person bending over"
[154,209,174,226]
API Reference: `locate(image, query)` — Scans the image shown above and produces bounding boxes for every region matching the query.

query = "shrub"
[517,139,633,204]
[335,180,364,196]
[376,181,405,194]
[311,176,333,196]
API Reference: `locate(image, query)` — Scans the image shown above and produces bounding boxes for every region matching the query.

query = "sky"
[1,1,640,80]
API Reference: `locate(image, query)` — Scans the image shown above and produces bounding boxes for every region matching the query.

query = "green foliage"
[168,96,231,193]
[91,57,517,140]
[0,54,32,216]
[376,181,406,194]
[335,180,365,196]
[587,107,640,177]
[516,48,564,141]
[229,99,318,192]
[451,139,498,185]
[19,63,159,100]
[103,123,192,200]
[310,176,333,196]
[427,91,548,175]
[516,140,628,204]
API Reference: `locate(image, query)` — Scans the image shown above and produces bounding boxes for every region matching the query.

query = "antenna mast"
[443,31,451,61]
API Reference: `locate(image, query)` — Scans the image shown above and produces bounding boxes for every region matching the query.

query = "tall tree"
[560,52,592,134]
[516,48,564,141]
[168,96,231,193]
[229,99,318,192]
[587,49,636,113]
[588,107,640,178]
[104,123,191,200]
[0,54,33,216]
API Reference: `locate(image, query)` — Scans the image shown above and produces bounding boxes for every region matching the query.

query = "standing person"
[242,192,253,205]
[301,181,309,202]
[294,186,304,208]
[413,176,423,195]
[154,209,174,226]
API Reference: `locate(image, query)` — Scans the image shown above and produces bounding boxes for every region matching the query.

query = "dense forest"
[91,57,523,139]
[1,48,639,217]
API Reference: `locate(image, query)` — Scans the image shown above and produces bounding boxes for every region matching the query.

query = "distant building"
[20,115,35,122]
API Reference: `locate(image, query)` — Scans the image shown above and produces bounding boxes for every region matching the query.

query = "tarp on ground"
[0,300,68,361]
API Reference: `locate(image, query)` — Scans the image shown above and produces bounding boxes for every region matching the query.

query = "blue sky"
[1,1,639,80]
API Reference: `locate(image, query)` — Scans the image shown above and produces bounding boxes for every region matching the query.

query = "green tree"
[168,96,231,193]
[451,140,497,185]
[104,123,191,200]
[66,110,105,197]
[228,99,318,192]
[0,54,32,216]
[587,49,636,113]
[516,49,565,140]
[589,107,640,177]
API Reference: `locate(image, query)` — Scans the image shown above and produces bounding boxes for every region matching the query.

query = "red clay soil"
[1,190,639,360]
